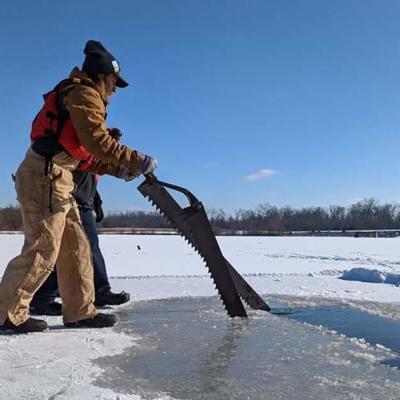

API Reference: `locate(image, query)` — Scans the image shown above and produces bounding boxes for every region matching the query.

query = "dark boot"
[0,317,48,333]
[30,301,62,316]
[64,313,117,328]
[94,290,130,307]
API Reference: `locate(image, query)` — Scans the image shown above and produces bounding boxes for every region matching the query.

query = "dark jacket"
[73,170,98,210]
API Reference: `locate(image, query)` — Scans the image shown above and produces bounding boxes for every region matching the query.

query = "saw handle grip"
[144,172,157,182]
[143,174,202,211]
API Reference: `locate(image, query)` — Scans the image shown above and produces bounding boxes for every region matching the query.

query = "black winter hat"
[82,40,128,88]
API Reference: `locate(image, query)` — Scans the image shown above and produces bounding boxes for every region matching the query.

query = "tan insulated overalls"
[0,149,97,325]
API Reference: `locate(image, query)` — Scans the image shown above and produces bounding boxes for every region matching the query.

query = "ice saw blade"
[138,176,270,316]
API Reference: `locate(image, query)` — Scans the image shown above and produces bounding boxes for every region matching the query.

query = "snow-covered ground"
[1,235,400,399]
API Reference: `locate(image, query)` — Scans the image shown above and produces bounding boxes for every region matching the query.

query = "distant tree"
[329,205,346,230]
[0,205,22,230]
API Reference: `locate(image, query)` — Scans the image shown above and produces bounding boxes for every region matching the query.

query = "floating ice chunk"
[340,268,385,283]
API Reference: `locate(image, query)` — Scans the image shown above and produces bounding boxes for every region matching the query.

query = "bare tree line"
[207,198,400,233]
[1,198,400,232]
[101,210,170,229]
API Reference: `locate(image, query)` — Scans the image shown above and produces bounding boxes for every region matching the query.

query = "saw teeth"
[139,182,256,317]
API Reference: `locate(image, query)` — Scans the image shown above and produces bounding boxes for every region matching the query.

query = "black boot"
[64,313,117,328]
[0,317,48,333]
[30,301,62,316]
[94,290,130,307]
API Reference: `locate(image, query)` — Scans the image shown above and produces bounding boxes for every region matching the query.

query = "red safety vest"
[30,79,93,161]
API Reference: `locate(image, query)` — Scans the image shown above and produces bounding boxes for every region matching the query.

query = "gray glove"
[116,166,139,181]
[139,154,158,175]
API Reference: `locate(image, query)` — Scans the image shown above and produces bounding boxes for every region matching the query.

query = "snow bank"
[340,268,385,283]
[384,273,400,286]
[340,268,400,287]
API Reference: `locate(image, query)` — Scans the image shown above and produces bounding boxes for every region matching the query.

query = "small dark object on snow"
[137,245,141,250]
[138,174,270,318]
[64,312,117,328]
[0,317,48,333]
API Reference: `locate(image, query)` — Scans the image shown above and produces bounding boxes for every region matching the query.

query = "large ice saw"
[137,175,270,318]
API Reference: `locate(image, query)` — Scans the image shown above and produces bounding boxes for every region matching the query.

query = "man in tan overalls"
[0,40,157,333]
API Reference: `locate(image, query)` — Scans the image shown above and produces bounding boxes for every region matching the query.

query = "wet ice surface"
[95,296,400,400]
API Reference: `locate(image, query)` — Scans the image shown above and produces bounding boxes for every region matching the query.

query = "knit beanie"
[82,40,128,88]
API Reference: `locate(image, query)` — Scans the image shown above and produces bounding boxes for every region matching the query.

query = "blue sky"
[1,0,400,213]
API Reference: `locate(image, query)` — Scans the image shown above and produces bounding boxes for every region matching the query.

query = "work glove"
[93,191,104,223]
[107,128,123,141]
[137,152,158,175]
[116,165,138,181]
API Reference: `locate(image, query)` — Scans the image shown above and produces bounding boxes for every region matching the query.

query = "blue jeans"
[31,208,110,306]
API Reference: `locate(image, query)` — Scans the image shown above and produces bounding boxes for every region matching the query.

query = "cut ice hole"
[277,305,400,354]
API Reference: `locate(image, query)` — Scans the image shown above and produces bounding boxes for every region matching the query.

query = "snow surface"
[1,235,400,399]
